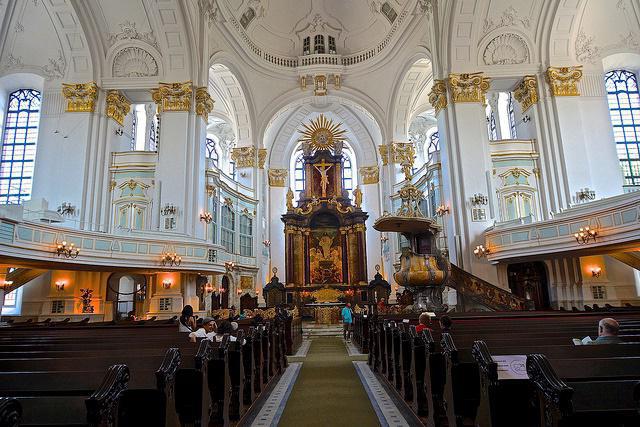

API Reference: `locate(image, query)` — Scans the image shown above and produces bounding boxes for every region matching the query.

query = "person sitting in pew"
[588,317,622,345]
[213,320,246,344]
[179,305,197,332]
[416,312,432,333]
[189,317,216,342]
[439,315,452,333]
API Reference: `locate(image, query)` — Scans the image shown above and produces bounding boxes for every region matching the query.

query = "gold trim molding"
[428,79,448,114]
[151,81,192,113]
[231,146,256,168]
[448,72,491,104]
[359,166,380,185]
[257,148,267,169]
[513,76,539,112]
[195,87,214,120]
[546,66,583,97]
[62,82,98,113]
[268,169,287,187]
[105,90,131,126]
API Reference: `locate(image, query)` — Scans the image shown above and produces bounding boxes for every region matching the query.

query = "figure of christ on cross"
[314,159,333,198]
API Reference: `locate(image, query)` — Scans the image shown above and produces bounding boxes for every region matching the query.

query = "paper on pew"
[572,336,593,345]
[493,355,528,380]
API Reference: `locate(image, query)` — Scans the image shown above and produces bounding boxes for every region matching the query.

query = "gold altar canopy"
[282,115,369,306]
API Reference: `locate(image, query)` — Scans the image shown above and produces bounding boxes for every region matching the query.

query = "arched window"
[303,37,311,55]
[221,205,235,253]
[426,130,440,163]
[293,151,305,201]
[605,70,640,187]
[314,35,325,54]
[343,155,354,192]
[206,137,219,168]
[0,89,41,204]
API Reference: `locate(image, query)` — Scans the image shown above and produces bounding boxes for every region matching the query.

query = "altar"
[304,302,344,324]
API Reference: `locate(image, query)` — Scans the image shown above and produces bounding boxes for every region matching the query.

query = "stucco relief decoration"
[483,33,529,65]
[195,87,214,121]
[108,21,158,49]
[152,82,192,113]
[513,76,538,112]
[448,72,491,104]
[199,0,223,26]
[231,147,257,168]
[3,50,66,81]
[428,79,448,114]
[546,66,583,97]
[113,47,159,78]
[415,0,433,15]
[379,145,389,165]
[105,90,131,126]
[257,149,267,169]
[575,31,601,64]
[268,169,287,187]
[483,6,531,34]
[62,82,98,113]
[359,166,380,185]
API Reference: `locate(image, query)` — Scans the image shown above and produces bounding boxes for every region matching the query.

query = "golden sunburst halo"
[297,114,347,151]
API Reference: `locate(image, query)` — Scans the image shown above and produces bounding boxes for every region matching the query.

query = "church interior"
[1,0,640,426]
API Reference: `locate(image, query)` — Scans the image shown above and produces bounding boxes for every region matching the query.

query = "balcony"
[484,191,640,262]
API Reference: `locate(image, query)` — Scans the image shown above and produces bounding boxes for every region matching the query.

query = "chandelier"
[574,226,597,244]
[55,241,80,258]
[160,252,182,267]
[473,245,490,258]
[435,204,450,217]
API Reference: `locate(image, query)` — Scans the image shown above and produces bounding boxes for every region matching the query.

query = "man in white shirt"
[189,317,216,342]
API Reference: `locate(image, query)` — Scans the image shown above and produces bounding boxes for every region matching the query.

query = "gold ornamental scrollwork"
[428,79,448,114]
[268,169,287,187]
[359,166,379,185]
[448,72,491,103]
[257,148,267,169]
[391,142,416,166]
[206,184,216,198]
[195,87,214,120]
[105,90,131,126]
[62,82,99,113]
[312,287,344,303]
[546,66,583,97]
[151,81,192,113]
[231,146,256,168]
[513,76,539,112]
[379,145,389,165]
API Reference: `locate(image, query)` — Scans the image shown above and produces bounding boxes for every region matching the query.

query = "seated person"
[179,305,197,333]
[188,317,216,342]
[213,320,237,342]
[439,315,452,333]
[588,317,622,345]
[415,312,432,333]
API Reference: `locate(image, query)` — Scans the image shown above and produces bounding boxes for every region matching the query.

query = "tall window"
[303,37,311,55]
[485,104,497,141]
[0,89,41,204]
[328,36,336,54]
[206,137,219,168]
[314,35,325,54]
[343,155,354,192]
[605,70,640,187]
[210,194,218,244]
[426,130,440,163]
[293,151,305,201]
[221,205,235,253]
[507,93,517,139]
[239,214,253,257]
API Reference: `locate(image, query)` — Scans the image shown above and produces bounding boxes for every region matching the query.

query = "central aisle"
[278,337,380,426]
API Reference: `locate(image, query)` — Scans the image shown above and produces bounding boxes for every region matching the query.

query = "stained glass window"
[206,138,219,168]
[605,70,640,186]
[293,151,305,201]
[0,89,41,204]
[427,131,440,162]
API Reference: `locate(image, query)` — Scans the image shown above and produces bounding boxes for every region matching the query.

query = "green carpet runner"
[278,337,380,426]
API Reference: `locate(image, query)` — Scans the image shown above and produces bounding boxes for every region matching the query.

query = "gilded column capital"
[62,82,99,112]
[448,72,491,103]
[268,169,287,187]
[513,76,539,112]
[545,66,583,97]
[379,145,389,165]
[257,148,267,169]
[105,90,131,126]
[231,146,256,168]
[195,86,214,120]
[391,142,416,166]
[428,79,448,114]
[359,166,379,185]
[151,81,192,113]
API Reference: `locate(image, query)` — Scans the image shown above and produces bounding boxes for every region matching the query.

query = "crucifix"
[313,159,333,197]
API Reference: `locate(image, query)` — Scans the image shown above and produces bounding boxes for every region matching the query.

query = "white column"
[269,185,287,280]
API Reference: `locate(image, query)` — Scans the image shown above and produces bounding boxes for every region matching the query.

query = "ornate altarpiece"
[282,115,369,307]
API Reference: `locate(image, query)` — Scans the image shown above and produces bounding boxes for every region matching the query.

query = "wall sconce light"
[435,204,450,217]
[205,282,214,293]
[162,279,172,289]
[575,188,596,203]
[591,267,602,278]
[161,204,177,216]
[160,252,182,267]
[262,240,271,247]
[55,241,80,258]
[473,245,490,258]
[199,211,213,224]
[0,280,13,291]
[471,194,488,206]
[115,128,123,136]
[574,226,598,245]
[224,261,235,272]
[57,202,77,217]
[345,289,354,297]
[380,234,389,243]
[522,115,531,123]
[55,281,65,292]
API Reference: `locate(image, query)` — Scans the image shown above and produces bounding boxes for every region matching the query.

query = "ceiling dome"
[221,0,411,57]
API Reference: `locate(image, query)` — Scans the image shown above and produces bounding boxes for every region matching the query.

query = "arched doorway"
[106,273,147,320]
[221,275,230,309]
[507,262,550,310]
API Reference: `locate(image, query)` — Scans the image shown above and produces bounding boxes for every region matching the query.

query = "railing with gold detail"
[449,264,527,311]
